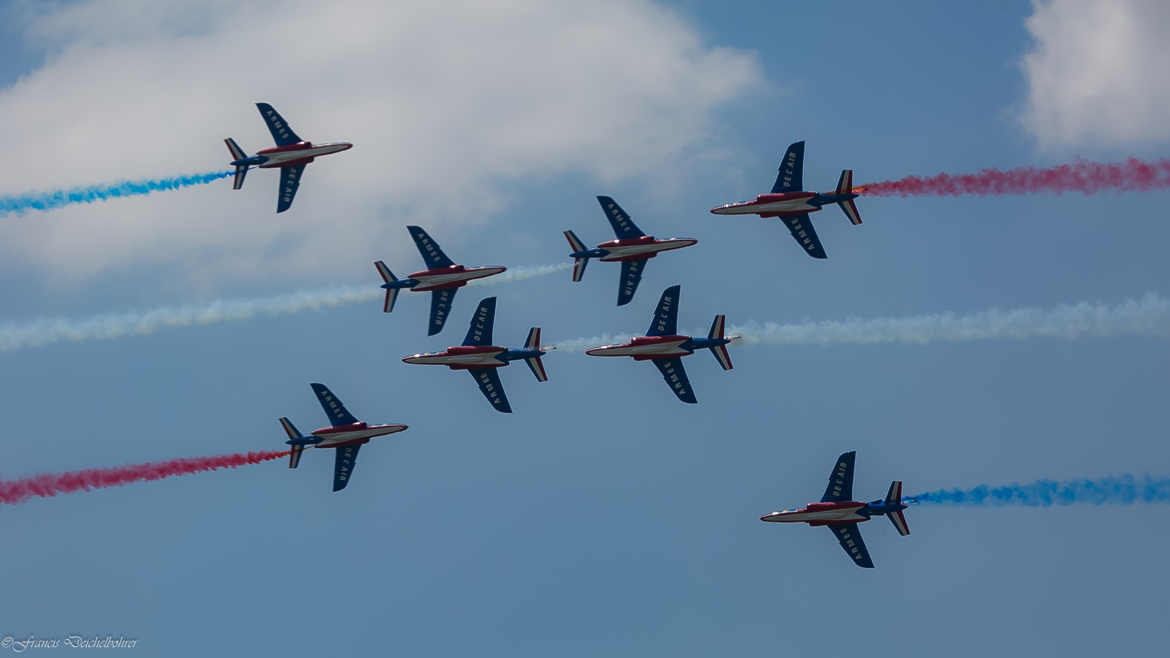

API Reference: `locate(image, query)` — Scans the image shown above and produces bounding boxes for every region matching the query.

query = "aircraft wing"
[821,451,857,502]
[463,297,497,346]
[651,357,697,404]
[617,259,646,306]
[256,102,303,146]
[407,225,456,270]
[468,368,512,413]
[828,524,875,568]
[781,214,827,259]
[311,383,359,426]
[646,285,681,336]
[428,288,457,335]
[770,141,805,193]
[332,444,361,492]
[597,196,645,239]
[276,164,306,213]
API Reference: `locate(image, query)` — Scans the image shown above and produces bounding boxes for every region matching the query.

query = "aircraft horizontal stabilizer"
[289,444,306,469]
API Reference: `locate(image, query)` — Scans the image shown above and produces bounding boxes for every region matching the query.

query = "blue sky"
[1,1,1168,655]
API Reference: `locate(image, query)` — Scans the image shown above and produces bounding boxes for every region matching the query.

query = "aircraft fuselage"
[590,236,698,262]
[403,344,543,370]
[710,191,859,218]
[309,421,407,448]
[761,501,870,525]
[232,141,353,169]
[760,498,907,526]
[586,335,693,360]
[399,265,507,292]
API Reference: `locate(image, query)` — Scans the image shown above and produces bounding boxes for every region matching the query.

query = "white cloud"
[1020,0,1170,149]
[0,0,760,289]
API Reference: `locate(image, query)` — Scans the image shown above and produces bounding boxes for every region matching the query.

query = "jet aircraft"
[585,285,737,404]
[376,226,507,335]
[402,297,550,413]
[279,383,408,492]
[225,102,352,213]
[710,141,861,258]
[760,451,910,568]
[564,196,697,306]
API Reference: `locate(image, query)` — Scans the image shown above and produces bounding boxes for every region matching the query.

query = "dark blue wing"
[407,225,455,269]
[771,141,805,193]
[821,451,856,502]
[469,368,512,413]
[651,357,697,404]
[646,285,680,336]
[311,383,359,427]
[781,214,826,259]
[332,444,361,492]
[428,288,456,335]
[828,524,874,568]
[463,297,496,346]
[276,164,306,213]
[597,196,644,239]
[256,103,303,146]
[616,258,646,306]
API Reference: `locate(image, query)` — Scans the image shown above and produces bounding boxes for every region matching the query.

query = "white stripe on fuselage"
[598,240,695,261]
[589,338,690,357]
[403,350,506,366]
[312,426,402,447]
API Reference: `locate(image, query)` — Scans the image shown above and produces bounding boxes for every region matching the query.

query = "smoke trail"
[0,450,290,505]
[0,170,233,216]
[0,263,569,352]
[907,474,1170,507]
[857,157,1170,197]
[725,293,1170,347]
[551,294,1170,351]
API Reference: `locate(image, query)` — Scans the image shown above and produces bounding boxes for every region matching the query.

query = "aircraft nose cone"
[760,512,780,522]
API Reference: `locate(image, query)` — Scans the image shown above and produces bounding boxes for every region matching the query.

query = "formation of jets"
[231,103,902,568]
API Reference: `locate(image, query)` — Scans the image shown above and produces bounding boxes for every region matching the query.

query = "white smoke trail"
[552,294,1170,351]
[726,293,1170,347]
[0,263,570,353]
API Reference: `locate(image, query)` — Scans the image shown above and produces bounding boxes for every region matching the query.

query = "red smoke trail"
[0,450,290,505]
[855,157,1170,197]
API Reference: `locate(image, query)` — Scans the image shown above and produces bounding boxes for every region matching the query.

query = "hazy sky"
[1,1,1168,655]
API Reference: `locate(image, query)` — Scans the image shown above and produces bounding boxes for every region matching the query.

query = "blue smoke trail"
[907,475,1170,507]
[0,170,233,216]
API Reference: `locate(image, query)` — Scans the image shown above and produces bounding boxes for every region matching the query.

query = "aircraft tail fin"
[564,230,590,282]
[707,314,737,371]
[522,327,550,382]
[279,417,307,469]
[374,260,400,313]
[885,481,910,536]
[835,170,863,225]
[225,138,249,190]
